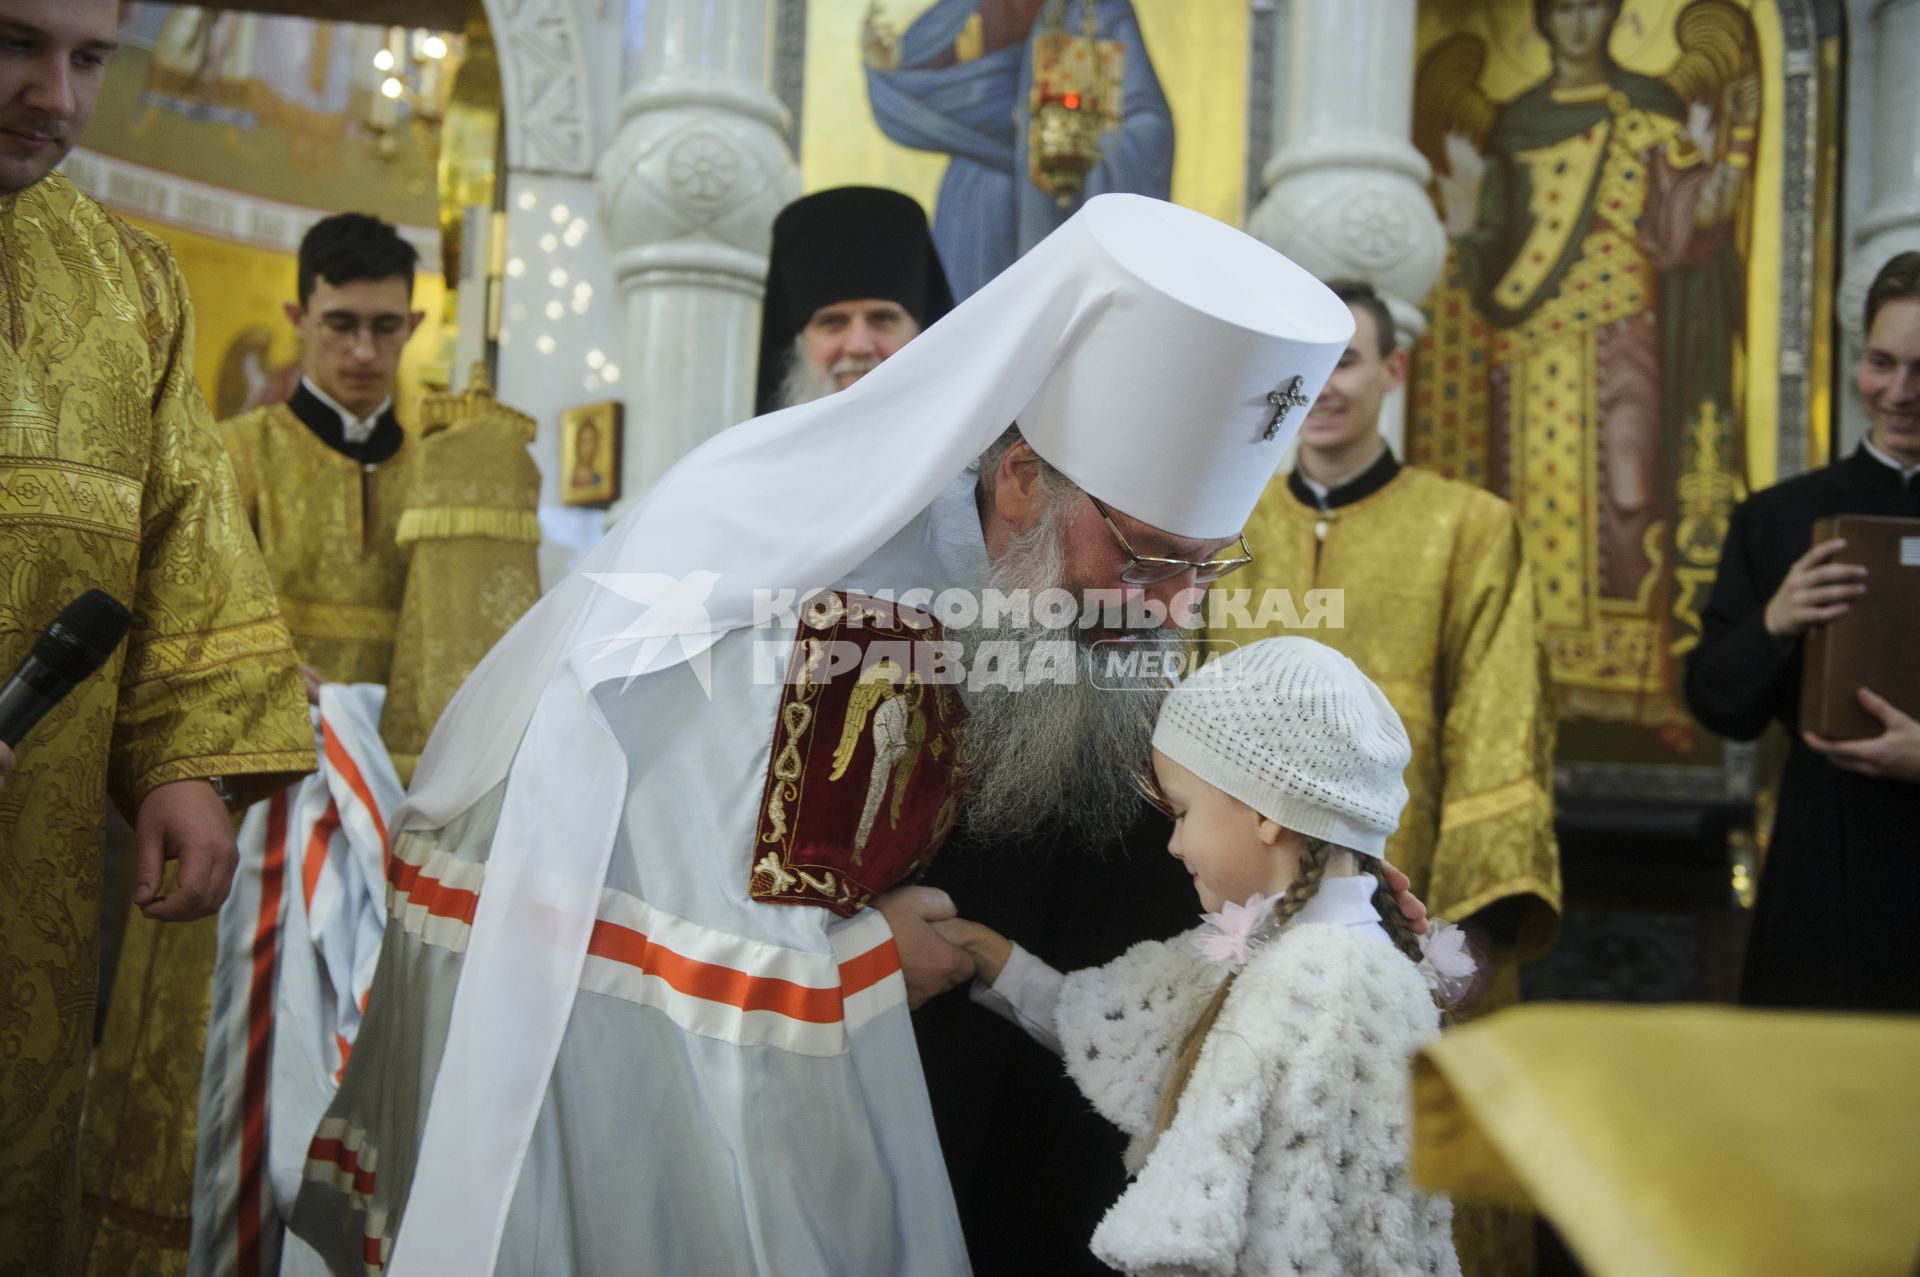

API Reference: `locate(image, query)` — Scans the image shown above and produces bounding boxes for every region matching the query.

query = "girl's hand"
[933,917,1014,986]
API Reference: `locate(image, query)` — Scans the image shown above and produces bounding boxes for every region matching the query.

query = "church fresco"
[81,5,443,225]
[1409,0,1794,760]
[802,0,1248,297]
[67,7,466,424]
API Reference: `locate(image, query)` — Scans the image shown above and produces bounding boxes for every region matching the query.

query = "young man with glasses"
[223,212,425,695]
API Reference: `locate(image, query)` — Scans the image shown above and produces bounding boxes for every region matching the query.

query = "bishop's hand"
[876,885,977,1008]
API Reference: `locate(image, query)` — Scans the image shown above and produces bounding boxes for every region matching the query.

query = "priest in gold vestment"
[0,3,313,1268]
[1217,283,1561,1277]
[81,214,424,1274]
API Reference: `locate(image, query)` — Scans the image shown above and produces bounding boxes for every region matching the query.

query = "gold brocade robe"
[219,397,414,685]
[1221,461,1561,952]
[81,396,411,1273]
[1218,458,1563,1277]
[0,175,312,1274]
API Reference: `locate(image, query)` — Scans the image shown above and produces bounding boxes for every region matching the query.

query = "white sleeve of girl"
[1052,932,1224,1142]
[967,944,1067,1056]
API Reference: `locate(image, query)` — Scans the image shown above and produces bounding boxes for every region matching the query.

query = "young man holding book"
[1686,252,1920,1012]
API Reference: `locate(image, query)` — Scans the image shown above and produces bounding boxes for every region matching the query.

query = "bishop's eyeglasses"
[1087,496,1254,586]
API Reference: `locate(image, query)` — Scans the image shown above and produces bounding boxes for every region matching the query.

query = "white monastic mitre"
[1014,195,1352,539]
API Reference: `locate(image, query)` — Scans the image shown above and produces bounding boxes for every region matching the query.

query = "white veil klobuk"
[387,194,1354,1274]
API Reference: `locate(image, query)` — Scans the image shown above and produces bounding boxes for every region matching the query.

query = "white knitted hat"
[1151,638,1411,858]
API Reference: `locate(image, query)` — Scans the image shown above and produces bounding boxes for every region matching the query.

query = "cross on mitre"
[1264,375,1310,441]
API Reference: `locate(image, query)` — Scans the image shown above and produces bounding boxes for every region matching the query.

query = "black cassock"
[1685,446,1920,1012]
[914,807,1194,1276]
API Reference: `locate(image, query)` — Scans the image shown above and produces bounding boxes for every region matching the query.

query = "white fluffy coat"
[1055,920,1461,1277]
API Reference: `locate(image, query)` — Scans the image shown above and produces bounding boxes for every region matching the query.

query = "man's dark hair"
[297,213,419,308]
[1864,251,1920,336]
[1325,279,1397,357]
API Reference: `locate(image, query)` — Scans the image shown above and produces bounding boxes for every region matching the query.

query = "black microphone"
[0,590,133,749]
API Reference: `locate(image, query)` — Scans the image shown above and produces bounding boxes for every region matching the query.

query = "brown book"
[1798,515,1920,740]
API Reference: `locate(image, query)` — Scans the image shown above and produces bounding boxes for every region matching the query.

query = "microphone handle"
[0,655,76,749]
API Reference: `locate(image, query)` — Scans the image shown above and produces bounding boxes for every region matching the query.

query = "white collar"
[302,376,392,446]
[1862,436,1920,482]
[1291,873,1392,941]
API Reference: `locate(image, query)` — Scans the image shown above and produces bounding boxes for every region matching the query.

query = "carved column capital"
[488,0,597,177]
[595,101,799,295]
[1247,0,1441,454]
[1249,159,1446,344]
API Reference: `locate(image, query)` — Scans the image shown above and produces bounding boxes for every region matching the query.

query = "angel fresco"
[1412,0,1762,749]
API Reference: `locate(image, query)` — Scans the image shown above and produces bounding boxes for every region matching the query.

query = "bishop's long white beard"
[949,505,1181,849]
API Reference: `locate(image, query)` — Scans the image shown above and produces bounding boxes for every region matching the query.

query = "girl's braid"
[1352,855,1447,1009]
[1268,838,1336,928]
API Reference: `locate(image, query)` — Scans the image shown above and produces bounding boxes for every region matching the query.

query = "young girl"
[938,637,1468,1277]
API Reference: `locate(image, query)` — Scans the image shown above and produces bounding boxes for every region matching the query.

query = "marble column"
[1838,0,1920,455]
[595,0,800,520]
[1245,0,1446,454]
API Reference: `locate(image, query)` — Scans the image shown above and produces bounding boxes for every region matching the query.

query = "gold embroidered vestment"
[1222,465,1563,962]
[219,401,414,685]
[0,174,311,1273]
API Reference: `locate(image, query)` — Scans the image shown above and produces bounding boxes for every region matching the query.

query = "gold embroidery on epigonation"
[753,851,798,895]
[804,592,847,630]
[764,782,788,844]
[795,867,851,908]
[763,699,814,845]
[829,660,917,861]
[888,684,929,832]
[752,592,968,915]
